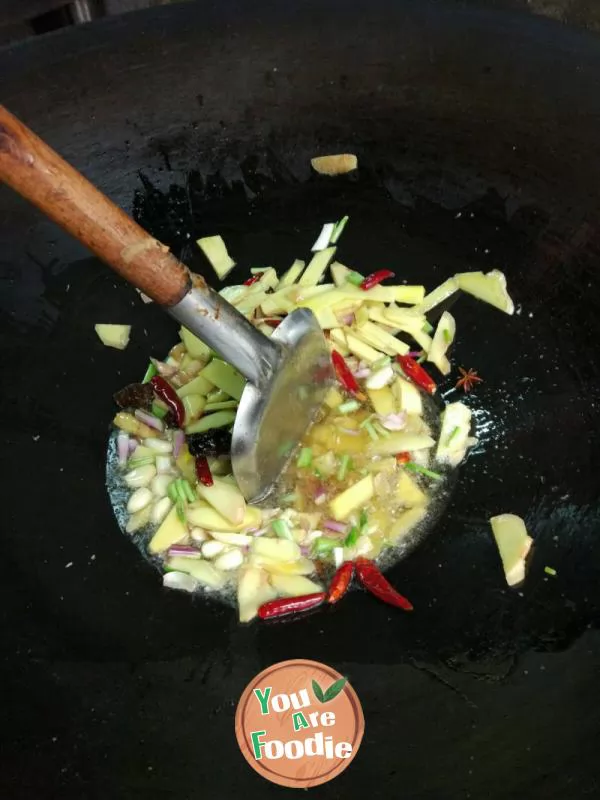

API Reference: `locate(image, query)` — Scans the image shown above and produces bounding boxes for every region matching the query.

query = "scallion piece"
[176,498,186,522]
[175,479,189,503]
[337,454,351,482]
[181,479,196,503]
[373,422,390,438]
[544,566,557,576]
[417,355,426,364]
[446,425,460,445]
[346,271,364,286]
[422,321,434,334]
[359,413,376,429]
[142,362,158,384]
[151,401,168,419]
[373,355,392,370]
[344,526,359,547]
[364,421,379,441]
[312,536,338,556]
[127,456,155,469]
[404,462,443,480]
[167,480,179,504]
[330,215,349,244]
[272,519,293,540]
[359,509,368,531]
[443,328,451,343]
[296,447,313,468]
[312,222,336,252]
[338,399,360,414]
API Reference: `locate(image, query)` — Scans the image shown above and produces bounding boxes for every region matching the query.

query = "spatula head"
[231,308,333,502]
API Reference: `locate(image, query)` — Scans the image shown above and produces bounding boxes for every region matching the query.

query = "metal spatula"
[0,105,333,501]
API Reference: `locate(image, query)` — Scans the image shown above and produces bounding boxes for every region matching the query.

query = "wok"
[1,1,600,797]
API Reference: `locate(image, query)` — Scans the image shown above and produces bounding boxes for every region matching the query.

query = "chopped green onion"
[176,498,186,522]
[272,519,293,540]
[206,389,229,403]
[338,399,360,414]
[181,479,196,503]
[422,321,434,334]
[373,422,390,438]
[312,536,338,556]
[359,413,376,429]
[417,355,426,364]
[281,493,298,505]
[175,479,188,503]
[446,426,460,446]
[151,401,168,419]
[443,328,451,343]
[344,526,359,547]
[167,480,179,504]
[337,454,351,482]
[346,271,364,286]
[364,421,379,441]
[314,468,323,479]
[330,215,349,244]
[296,447,313,468]
[359,509,368,531]
[404,462,443,480]
[544,566,557,576]
[127,456,155,469]
[142,362,158,384]
[373,355,392,369]
[204,400,239,412]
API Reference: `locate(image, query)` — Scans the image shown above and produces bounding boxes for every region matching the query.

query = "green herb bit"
[359,413,376,429]
[312,536,338,556]
[127,456,155,469]
[330,215,349,244]
[373,421,390,438]
[417,355,426,364]
[272,519,293,540]
[176,498,186,523]
[141,362,158,384]
[167,480,179,504]
[181,479,196,503]
[296,447,313,468]
[544,566,557,576]
[359,509,368,531]
[446,426,460,446]
[422,321,434,334]
[346,271,364,286]
[344,526,360,547]
[280,493,298,505]
[337,454,351,482]
[404,462,443,480]
[151,401,168,419]
[442,328,452,344]
[314,468,323,479]
[364,421,379,441]
[338,399,361,414]
[373,355,392,370]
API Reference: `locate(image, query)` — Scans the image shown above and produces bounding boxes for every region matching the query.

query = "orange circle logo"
[235,659,364,788]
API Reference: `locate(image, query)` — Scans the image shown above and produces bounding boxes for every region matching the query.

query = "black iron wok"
[2,1,600,797]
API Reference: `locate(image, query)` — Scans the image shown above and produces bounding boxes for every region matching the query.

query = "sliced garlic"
[201,540,227,559]
[366,365,394,390]
[124,464,156,488]
[144,437,173,454]
[127,487,153,514]
[150,496,172,526]
[213,548,244,571]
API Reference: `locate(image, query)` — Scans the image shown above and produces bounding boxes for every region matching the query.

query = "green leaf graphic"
[323,677,348,703]
[312,679,325,703]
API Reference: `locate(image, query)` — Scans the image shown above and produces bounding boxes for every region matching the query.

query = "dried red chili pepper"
[360,269,395,291]
[194,455,214,487]
[150,375,185,427]
[262,318,281,328]
[395,451,410,464]
[327,562,354,604]
[396,355,436,395]
[355,557,413,611]
[243,272,264,286]
[331,350,360,395]
[258,592,327,619]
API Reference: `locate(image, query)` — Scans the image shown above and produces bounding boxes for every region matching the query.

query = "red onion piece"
[128,438,138,454]
[117,432,129,466]
[353,368,371,379]
[323,519,348,534]
[167,545,202,558]
[135,409,164,432]
[407,351,422,358]
[173,429,185,458]
[379,411,407,431]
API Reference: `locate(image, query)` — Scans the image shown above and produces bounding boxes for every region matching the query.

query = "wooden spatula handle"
[0,104,192,306]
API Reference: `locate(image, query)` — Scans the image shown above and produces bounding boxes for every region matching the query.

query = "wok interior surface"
[1,1,600,797]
